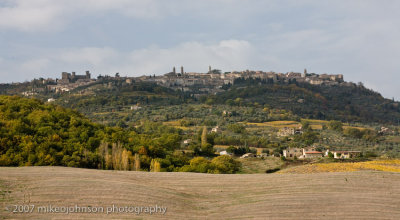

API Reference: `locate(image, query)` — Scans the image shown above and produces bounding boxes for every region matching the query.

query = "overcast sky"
[1,0,399,99]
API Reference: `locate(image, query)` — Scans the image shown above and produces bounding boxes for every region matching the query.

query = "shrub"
[301,120,311,130]
[211,155,241,174]
[328,120,343,132]
[343,128,363,139]
[188,157,213,173]
[180,156,241,174]
[227,123,246,134]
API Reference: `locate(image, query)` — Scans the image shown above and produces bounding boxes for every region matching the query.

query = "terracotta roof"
[305,151,323,154]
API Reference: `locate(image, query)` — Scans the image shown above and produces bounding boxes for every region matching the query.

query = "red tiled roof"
[305,151,323,154]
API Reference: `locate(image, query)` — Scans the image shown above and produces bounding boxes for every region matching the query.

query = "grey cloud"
[1,0,399,100]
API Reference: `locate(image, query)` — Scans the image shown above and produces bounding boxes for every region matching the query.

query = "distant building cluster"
[146,67,345,94]
[19,67,349,96]
[283,147,361,159]
[47,71,96,93]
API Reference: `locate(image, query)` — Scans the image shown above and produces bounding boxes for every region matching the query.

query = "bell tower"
[302,68,307,77]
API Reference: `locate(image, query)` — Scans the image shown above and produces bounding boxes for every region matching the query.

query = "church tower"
[302,68,307,77]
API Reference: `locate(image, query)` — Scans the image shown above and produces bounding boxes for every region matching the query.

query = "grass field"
[386,136,400,143]
[1,167,399,219]
[247,121,301,128]
[162,121,194,130]
[246,120,371,131]
[247,120,324,130]
[342,125,367,131]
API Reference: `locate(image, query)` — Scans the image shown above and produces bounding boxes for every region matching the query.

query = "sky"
[1,0,399,100]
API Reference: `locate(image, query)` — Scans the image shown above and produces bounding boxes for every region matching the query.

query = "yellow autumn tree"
[134,153,141,171]
[98,142,112,169]
[150,159,161,172]
[121,149,131,171]
[112,143,123,170]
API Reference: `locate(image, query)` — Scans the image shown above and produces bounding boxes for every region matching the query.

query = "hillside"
[53,79,191,115]
[2,76,400,125]
[56,79,400,124]
[209,79,400,124]
[1,167,399,219]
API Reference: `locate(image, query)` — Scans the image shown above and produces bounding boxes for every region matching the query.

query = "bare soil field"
[1,167,399,219]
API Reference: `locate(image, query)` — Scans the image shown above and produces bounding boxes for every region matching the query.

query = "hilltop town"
[149,67,346,94]
[14,67,348,96]
[2,65,399,125]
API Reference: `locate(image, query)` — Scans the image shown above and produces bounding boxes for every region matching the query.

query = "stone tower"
[62,72,69,80]
[86,71,91,79]
[302,68,307,77]
[173,66,176,74]
[181,66,184,75]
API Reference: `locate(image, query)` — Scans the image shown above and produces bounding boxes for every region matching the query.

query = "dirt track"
[0,167,399,219]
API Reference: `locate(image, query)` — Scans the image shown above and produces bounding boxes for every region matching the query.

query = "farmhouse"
[283,147,303,159]
[130,105,142,110]
[211,126,220,133]
[240,153,256,158]
[302,151,324,159]
[219,150,232,156]
[183,139,192,145]
[283,147,323,159]
[331,151,361,159]
[379,127,394,135]
[277,127,303,137]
